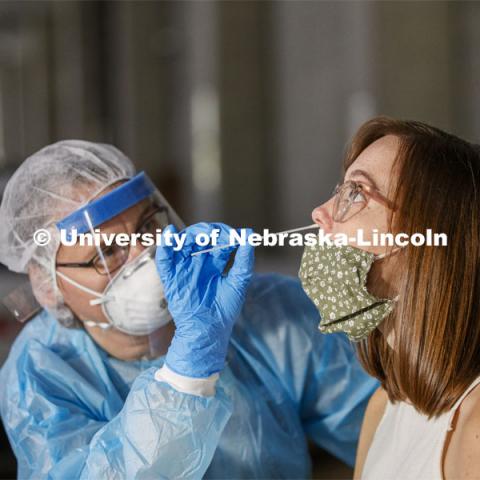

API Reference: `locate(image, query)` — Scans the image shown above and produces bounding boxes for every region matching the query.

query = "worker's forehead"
[56,172,156,237]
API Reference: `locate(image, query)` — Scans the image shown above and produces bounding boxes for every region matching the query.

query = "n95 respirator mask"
[57,247,172,336]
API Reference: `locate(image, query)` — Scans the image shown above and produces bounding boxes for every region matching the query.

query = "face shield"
[6,171,183,359]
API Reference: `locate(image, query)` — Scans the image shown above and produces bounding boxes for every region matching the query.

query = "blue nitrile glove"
[155,222,255,378]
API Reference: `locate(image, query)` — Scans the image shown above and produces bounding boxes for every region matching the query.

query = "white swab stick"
[272,223,318,236]
[190,223,318,256]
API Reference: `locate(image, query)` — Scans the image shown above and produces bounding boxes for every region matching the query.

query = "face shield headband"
[56,171,156,240]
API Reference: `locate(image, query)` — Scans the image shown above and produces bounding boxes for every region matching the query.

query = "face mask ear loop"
[83,320,112,330]
[55,270,111,305]
[83,210,113,282]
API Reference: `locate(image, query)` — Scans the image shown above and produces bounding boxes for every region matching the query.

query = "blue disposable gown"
[0,274,378,479]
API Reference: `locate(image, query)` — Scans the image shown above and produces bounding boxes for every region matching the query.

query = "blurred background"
[1,0,480,478]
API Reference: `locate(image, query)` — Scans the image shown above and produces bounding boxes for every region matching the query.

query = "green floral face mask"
[298,243,398,342]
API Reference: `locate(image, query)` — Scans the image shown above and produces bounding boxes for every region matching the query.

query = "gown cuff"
[154,364,219,397]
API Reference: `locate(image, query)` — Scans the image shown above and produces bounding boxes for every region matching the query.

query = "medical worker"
[0,141,377,479]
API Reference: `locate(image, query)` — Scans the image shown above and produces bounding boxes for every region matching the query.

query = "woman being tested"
[158,117,480,479]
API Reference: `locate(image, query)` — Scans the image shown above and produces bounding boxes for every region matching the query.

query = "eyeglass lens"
[332,182,367,222]
[93,207,169,275]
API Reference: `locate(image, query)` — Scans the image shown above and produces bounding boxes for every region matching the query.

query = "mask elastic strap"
[55,270,113,306]
[83,320,112,330]
[55,271,113,329]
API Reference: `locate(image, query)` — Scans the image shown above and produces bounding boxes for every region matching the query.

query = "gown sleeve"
[0,332,232,479]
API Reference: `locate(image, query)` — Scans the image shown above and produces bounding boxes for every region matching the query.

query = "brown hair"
[347,116,480,417]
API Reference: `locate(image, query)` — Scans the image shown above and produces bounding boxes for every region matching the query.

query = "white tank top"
[362,376,480,480]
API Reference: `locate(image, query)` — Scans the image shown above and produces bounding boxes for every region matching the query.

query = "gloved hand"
[155,222,255,378]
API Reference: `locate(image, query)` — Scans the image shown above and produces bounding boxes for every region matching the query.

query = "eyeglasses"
[56,205,170,275]
[332,180,396,222]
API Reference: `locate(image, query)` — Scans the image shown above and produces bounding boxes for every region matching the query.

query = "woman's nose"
[312,201,334,232]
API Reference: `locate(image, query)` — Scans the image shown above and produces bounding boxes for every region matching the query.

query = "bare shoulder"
[365,385,388,418]
[353,386,388,479]
[362,386,388,437]
[369,385,388,405]
[444,383,480,480]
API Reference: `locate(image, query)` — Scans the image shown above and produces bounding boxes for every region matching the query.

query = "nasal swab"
[191,223,318,256]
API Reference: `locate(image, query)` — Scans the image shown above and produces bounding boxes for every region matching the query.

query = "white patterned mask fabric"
[298,243,397,341]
